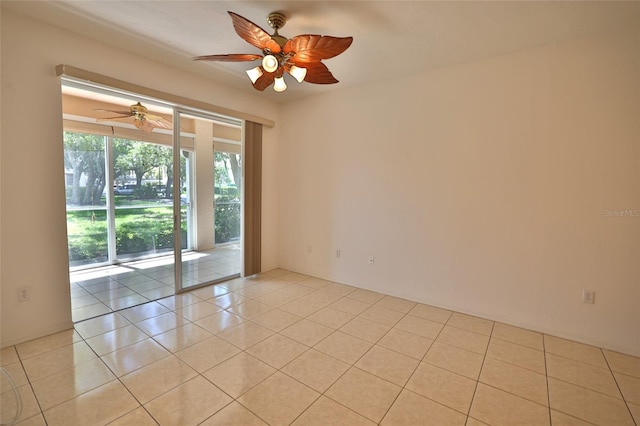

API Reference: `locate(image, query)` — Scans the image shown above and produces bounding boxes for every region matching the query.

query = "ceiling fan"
[193,11,353,92]
[95,102,173,132]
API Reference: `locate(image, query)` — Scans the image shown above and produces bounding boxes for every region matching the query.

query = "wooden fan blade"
[192,53,262,62]
[228,11,281,54]
[284,35,353,62]
[295,61,339,84]
[134,119,156,132]
[144,113,164,121]
[95,109,134,116]
[252,71,276,91]
[145,117,173,130]
[95,115,133,122]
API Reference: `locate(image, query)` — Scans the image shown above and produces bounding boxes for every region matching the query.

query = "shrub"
[115,225,149,254]
[215,202,240,243]
[134,184,158,199]
[68,233,108,262]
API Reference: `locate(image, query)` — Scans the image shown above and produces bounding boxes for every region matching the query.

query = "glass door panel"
[214,150,242,277]
[64,123,177,321]
[112,138,175,260]
[64,132,109,268]
[107,136,176,306]
[174,110,242,292]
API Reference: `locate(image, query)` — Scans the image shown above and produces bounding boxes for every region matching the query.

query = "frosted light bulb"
[246,67,263,83]
[288,65,307,83]
[273,76,287,92]
[261,55,278,73]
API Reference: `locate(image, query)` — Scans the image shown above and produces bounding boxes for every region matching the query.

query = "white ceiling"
[5,1,640,103]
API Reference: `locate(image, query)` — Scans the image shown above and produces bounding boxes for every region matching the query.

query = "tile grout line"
[542,333,553,426]
[88,291,259,425]
[601,347,639,426]
[182,278,319,424]
[114,289,355,424]
[462,319,494,426]
[88,296,245,424]
[257,288,379,423]
[20,328,140,424]
[13,349,46,425]
[223,289,558,424]
[80,323,160,426]
[123,301,242,425]
[202,280,366,425]
[244,294,409,424]
[376,309,461,424]
[354,309,413,424]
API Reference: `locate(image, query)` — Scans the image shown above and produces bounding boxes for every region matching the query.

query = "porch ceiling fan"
[193,11,353,92]
[95,101,173,132]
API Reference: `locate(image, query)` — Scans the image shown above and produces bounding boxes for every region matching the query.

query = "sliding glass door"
[63,81,243,320]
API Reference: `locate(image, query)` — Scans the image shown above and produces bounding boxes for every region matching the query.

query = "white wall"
[278,29,640,356]
[0,9,279,347]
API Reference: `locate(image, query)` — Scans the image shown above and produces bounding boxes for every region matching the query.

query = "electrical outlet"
[18,287,30,302]
[368,256,375,265]
[336,249,341,258]
[582,289,594,304]
[307,244,312,253]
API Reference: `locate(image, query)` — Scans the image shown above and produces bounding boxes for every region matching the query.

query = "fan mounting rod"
[267,12,286,32]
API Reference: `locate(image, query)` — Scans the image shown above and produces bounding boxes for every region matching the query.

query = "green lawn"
[66,202,240,265]
[67,206,179,263]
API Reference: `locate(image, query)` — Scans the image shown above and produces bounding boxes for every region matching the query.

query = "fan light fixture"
[193,11,353,93]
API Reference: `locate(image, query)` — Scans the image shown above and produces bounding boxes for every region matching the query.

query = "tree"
[229,154,242,195]
[157,147,174,199]
[112,138,132,184]
[113,138,169,187]
[63,132,106,206]
[215,152,241,198]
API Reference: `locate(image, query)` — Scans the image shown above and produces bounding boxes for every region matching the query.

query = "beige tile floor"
[70,245,241,322]
[2,269,639,425]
